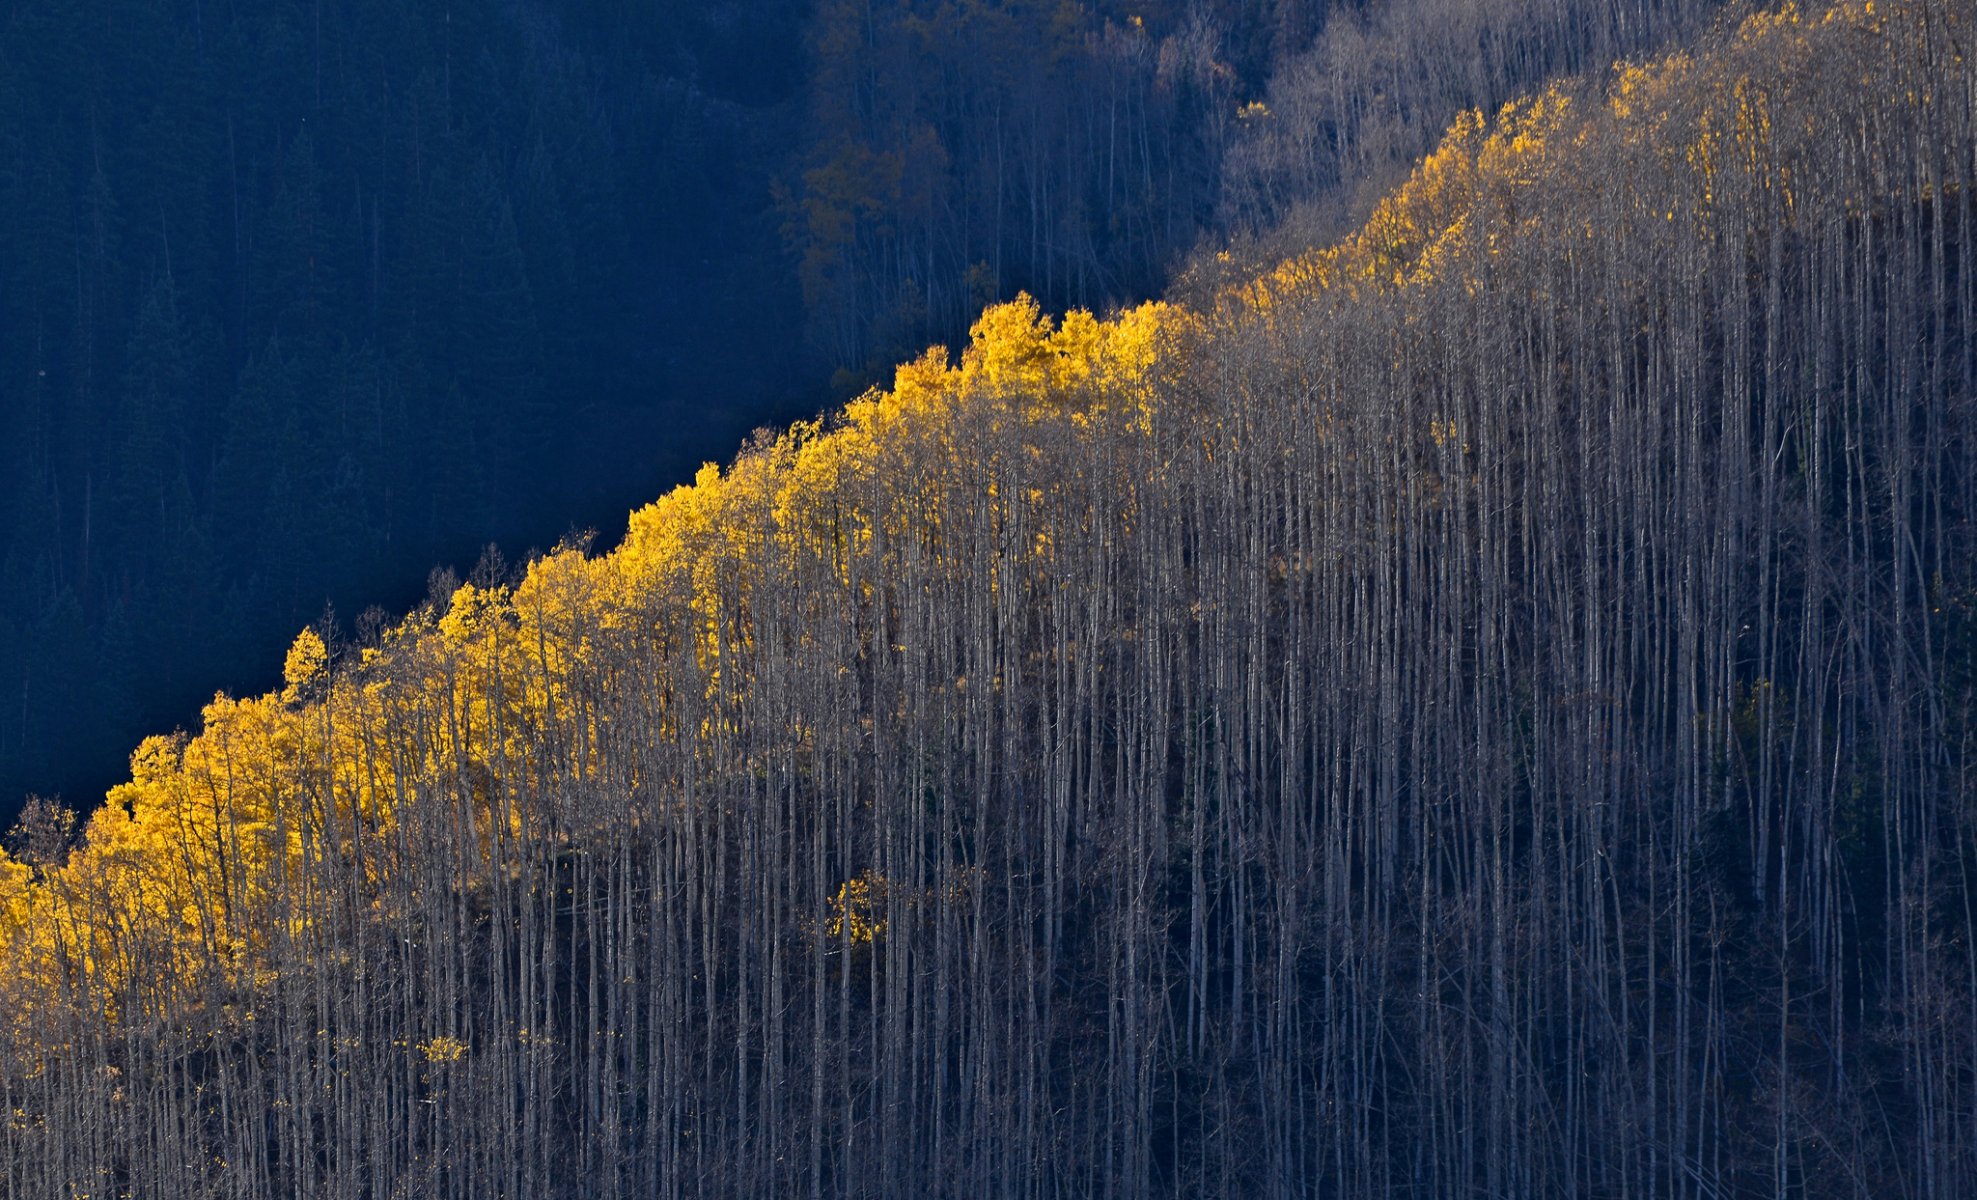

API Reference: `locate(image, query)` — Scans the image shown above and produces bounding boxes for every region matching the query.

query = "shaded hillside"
[0,0,817,821]
[3,2,1975,1197]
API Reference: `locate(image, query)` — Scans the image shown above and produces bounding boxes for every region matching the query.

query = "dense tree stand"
[1,3,1974,1197]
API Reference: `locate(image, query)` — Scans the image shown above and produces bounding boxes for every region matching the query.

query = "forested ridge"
[0,0,1723,822]
[5,1,1976,1197]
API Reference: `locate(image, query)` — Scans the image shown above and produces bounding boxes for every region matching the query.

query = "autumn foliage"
[4,3,1975,1197]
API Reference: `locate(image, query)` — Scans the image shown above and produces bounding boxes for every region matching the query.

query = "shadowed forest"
[0,0,1723,822]
[5,1,1977,1197]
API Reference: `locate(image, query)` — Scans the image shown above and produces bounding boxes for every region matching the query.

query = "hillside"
[3,2,1975,1196]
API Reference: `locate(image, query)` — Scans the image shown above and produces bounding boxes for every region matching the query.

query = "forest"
[5,0,1976,1197]
[0,0,1723,824]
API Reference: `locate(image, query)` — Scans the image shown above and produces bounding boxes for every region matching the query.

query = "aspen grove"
[2,3,1975,1197]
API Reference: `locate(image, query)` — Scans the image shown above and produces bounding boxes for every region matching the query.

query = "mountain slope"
[3,2,1974,1196]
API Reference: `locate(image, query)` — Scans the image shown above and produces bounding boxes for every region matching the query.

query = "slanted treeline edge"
[3,3,1975,1197]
